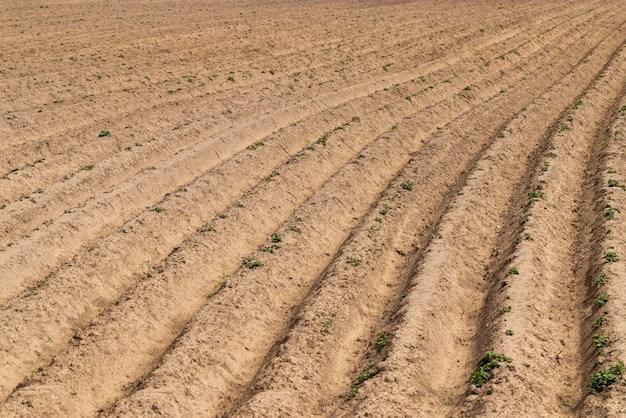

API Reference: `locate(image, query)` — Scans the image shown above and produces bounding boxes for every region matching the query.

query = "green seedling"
[596,294,610,306]
[507,267,519,275]
[589,364,624,393]
[347,257,361,266]
[499,306,512,315]
[470,351,513,387]
[356,369,377,384]
[376,332,389,351]
[607,179,626,190]
[242,258,263,269]
[528,185,545,201]
[604,251,619,263]
[262,244,280,253]
[604,204,620,219]
[208,275,228,298]
[593,316,606,328]
[142,260,152,277]
[266,171,280,179]
[246,141,264,150]
[401,181,413,191]
[593,334,610,349]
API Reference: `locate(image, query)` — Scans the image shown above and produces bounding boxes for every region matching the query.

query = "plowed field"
[2,0,626,416]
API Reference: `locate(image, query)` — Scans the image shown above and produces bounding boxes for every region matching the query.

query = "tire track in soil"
[228,10,626,418]
[577,92,626,417]
[0,18,578,412]
[92,8,626,418]
[328,17,626,418]
[453,37,626,418]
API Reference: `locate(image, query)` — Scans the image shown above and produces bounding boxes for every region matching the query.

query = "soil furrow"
[576,90,626,417]
[0,35,540,403]
[0,0,514,160]
[0,0,560,189]
[0,24,575,410]
[0,73,428,303]
[229,65,574,418]
[0,0,604,281]
[330,18,626,418]
[4,0,576,171]
[0,0,584,170]
[453,35,626,418]
[230,16,626,418]
[2,1,625,416]
[0,0,595,302]
[96,12,626,418]
[3,87,440,417]
[0,88,408,400]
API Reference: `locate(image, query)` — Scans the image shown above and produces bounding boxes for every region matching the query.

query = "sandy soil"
[1,0,626,416]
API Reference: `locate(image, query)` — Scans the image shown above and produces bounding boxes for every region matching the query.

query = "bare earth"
[2,0,626,416]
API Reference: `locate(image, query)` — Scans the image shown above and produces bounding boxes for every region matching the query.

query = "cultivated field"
[2,0,626,416]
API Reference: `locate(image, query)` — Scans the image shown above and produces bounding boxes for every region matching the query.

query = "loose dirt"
[2,0,626,416]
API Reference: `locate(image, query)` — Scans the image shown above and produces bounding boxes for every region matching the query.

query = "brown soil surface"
[2,0,626,416]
